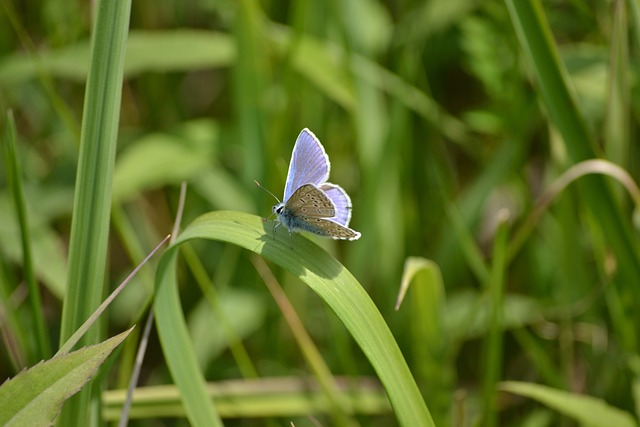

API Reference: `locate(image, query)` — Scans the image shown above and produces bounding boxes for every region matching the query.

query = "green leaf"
[397,257,453,425]
[187,289,266,368]
[2,111,50,360]
[0,30,234,85]
[0,328,133,427]
[500,381,638,427]
[154,210,433,427]
[57,0,132,424]
[113,132,213,203]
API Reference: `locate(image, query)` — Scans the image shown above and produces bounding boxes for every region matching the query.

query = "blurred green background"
[2,0,640,425]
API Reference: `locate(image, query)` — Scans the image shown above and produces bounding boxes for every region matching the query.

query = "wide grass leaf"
[0,328,132,427]
[500,381,637,427]
[154,210,433,427]
[0,30,234,85]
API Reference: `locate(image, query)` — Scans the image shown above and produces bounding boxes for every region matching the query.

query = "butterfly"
[259,128,361,241]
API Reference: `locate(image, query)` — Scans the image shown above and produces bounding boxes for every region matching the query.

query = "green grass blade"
[234,1,266,184]
[481,211,510,426]
[102,377,390,420]
[603,0,629,166]
[504,0,640,343]
[154,211,434,427]
[504,0,592,158]
[154,250,223,426]
[397,257,453,426]
[57,0,132,424]
[2,110,50,361]
[500,381,637,427]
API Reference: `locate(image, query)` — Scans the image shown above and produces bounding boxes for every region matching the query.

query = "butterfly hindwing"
[319,183,352,227]
[297,216,361,241]
[283,129,330,202]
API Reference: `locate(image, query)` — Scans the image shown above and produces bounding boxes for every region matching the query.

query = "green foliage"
[0,328,132,427]
[500,381,638,427]
[154,211,433,426]
[2,0,640,425]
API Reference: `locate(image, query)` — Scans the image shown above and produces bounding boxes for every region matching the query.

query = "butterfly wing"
[283,128,330,202]
[297,217,361,240]
[285,184,335,217]
[319,183,352,227]
[284,184,360,240]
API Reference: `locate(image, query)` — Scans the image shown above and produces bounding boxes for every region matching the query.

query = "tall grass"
[1,0,640,426]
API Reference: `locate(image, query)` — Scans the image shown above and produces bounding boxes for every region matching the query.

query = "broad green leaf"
[0,328,133,427]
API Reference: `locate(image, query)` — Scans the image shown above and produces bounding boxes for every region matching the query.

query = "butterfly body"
[271,129,361,241]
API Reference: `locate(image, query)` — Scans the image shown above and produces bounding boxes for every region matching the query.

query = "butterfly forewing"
[285,184,335,218]
[283,129,331,202]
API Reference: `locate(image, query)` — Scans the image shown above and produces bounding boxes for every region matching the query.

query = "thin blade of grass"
[481,210,510,426]
[603,0,629,167]
[57,0,132,424]
[57,234,170,355]
[2,110,50,361]
[118,182,187,426]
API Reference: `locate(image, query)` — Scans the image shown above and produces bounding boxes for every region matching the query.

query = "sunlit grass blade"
[2,110,50,362]
[57,0,132,424]
[154,211,434,426]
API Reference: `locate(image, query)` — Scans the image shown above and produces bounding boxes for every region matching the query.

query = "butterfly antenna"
[254,180,281,203]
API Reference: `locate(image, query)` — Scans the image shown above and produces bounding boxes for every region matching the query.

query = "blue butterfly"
[262,128,361,241]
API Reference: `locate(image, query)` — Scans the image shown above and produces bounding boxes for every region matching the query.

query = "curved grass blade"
[154,210,433,427]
